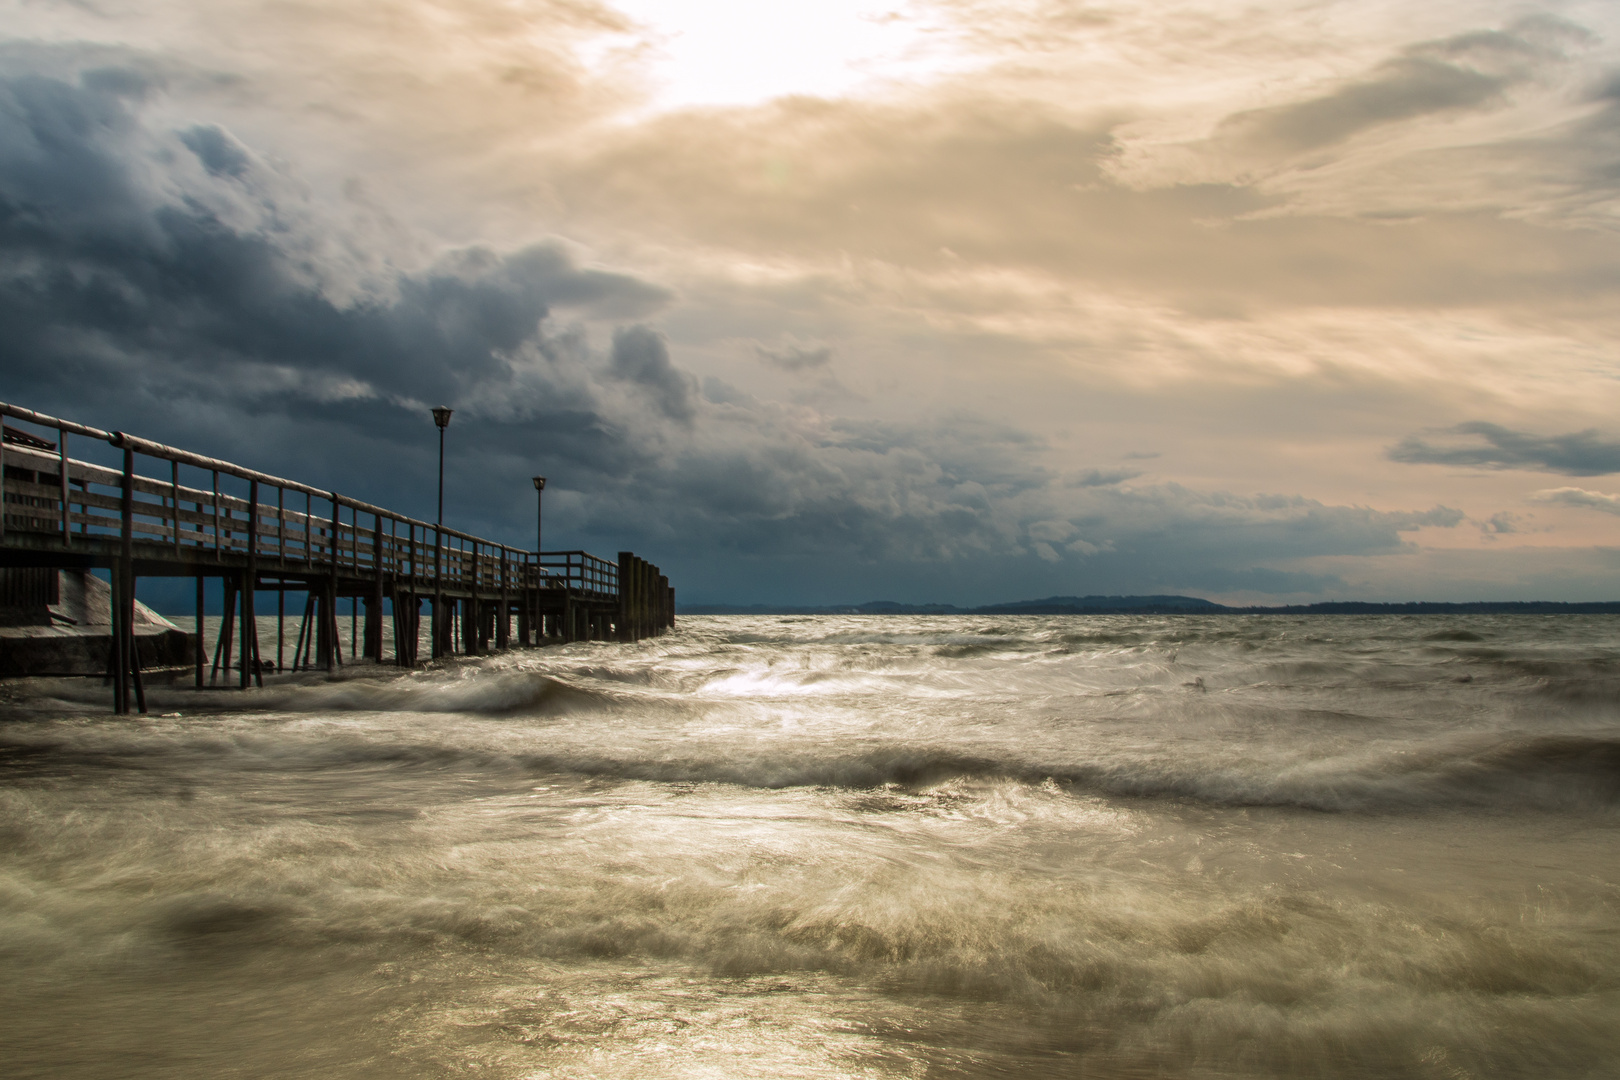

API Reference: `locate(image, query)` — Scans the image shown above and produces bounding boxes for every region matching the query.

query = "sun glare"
[600,0,970,110]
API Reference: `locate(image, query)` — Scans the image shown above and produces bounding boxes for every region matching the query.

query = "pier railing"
[538,551,618,598]
[1,400,676,713]
[0,403,554,597]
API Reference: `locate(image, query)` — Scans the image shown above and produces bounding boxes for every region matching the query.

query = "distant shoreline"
[679,598,1620,616]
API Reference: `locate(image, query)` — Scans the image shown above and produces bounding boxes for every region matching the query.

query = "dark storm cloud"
[0,65,669,422]
[1388,423,1620,476]
[608,326,696,421]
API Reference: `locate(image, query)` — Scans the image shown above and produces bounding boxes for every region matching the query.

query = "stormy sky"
[5,0,1620,605]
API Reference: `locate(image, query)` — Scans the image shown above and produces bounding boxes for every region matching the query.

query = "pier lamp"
[432,407,453,532]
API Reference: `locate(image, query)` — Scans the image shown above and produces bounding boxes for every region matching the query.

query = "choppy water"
[1,614,1617,1078]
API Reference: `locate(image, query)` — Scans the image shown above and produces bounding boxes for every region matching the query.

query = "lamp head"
[431,406,453,429]
[533,476,547,492]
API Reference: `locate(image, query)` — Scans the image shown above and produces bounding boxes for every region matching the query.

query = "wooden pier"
[0,401,675,713]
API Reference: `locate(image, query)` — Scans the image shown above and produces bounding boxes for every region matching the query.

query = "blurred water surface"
[1,614,1617,1078]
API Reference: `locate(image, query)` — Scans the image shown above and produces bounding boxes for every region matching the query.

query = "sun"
[594,0,972,111]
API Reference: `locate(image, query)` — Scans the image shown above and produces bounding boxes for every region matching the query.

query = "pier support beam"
[194,574,205,688]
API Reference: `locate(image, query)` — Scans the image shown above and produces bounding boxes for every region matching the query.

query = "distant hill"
[974,595,1222,614]
[678,596,1620,615]
[679,595,1228,615]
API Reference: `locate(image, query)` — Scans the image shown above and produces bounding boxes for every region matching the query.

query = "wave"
[30,670,622,719]
[5,702,1615,813]
[339,733,1620,814]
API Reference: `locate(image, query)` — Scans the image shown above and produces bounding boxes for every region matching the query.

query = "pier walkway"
[0,401,674,713]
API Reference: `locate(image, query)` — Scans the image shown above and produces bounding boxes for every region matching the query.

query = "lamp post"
[431,406,451,656]
[433,407,453,528]
[532,476,546,555]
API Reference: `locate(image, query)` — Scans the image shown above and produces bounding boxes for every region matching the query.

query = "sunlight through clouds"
[601,0,973,110]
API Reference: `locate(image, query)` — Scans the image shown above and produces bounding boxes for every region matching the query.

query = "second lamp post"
[432,406,452,657]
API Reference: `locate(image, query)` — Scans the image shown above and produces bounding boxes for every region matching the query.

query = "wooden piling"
[327,497,340,670]
[617,552,632,641]
[117,447,138,713]
[369,517,384,662]
[212,578,237,684]
[498,548,509,650]
[277,581,285,674]
[242,480,259,689]
[195,575,205,687]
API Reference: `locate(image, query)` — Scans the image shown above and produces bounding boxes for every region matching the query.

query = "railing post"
[171,460,181,556]
[0,414,7,544]
[58,428,69,547]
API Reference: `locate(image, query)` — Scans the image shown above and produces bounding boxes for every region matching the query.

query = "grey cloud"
[1217,19,1574,154]
[700,375,751,405]
[609,325,696,421]
[1222,57,1504,153]
[755,342,832,371]
[1530,487,1620,515]
[1068,469,1139,487]
[179,123,251,178]
[1099,487,1462,561]
[1388,423,1620,475]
